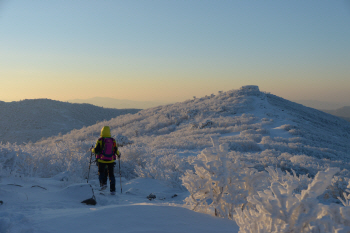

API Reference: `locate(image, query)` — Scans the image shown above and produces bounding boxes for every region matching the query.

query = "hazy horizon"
[1,94,350,111]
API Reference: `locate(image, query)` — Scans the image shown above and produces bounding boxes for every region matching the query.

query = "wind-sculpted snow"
[1,86,350,232]
[0,98,140,144]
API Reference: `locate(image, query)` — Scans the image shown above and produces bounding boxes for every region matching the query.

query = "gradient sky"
[1,0,349,105]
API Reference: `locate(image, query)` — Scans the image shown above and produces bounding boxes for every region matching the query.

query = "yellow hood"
[100,126,111,137]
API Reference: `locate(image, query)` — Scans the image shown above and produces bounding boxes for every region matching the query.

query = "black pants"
[98,162,116,192]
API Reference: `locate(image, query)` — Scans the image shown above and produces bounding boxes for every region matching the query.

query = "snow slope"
[1,86,350,232]
[0,99,140,144]
[37,85,350,179]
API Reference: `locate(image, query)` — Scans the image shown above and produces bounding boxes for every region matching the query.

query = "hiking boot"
[100,185,108,191]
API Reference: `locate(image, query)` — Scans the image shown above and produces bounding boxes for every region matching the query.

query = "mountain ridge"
[39,86,350,179]
[0,98,140,144]
[68,97,168,109]
[293,99,348,110]
[322,106,350,120]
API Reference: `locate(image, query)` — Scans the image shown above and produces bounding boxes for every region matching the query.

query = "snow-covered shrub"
[198,120,214,129]
[338,180,350,207]
[0,143,39,177]
[114,145,148,180]
[149,133,213,150]
[135,153,190,188]
[113,134,133,147]
[120,145,147,167]
[182,137,267,219]
[289,129,303,136]
[233,167,349,233]
[0,144,20,176]
[11,149,36,177]
[229,140,262,152]
[36,141,91,182]
[330,181,350,230]
[315,203,350,233]
[268,166,312,195]
[322,176,350,203]
[0,140,93,182]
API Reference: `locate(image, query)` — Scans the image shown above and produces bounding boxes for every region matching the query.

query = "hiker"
[91,126,121,195]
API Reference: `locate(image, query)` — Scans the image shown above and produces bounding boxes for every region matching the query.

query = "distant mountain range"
[322,106,350,122]
[293,100,350,122]
[68,97,168,109]
[0,99,140,144]
[293,100,347,110]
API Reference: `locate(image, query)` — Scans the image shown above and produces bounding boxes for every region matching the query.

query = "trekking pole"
[118,156,122,193]
[87,145,94,183]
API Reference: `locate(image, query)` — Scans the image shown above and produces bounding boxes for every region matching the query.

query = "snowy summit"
[1,86,350,232]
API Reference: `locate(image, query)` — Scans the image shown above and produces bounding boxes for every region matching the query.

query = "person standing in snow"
[92,126,121,195]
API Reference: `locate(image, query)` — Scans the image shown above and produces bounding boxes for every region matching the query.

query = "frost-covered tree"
[328,181,350,230]
[233,167,350,233]
[181,137,267,219]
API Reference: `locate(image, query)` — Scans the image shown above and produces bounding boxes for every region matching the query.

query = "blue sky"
[0,0,349,105]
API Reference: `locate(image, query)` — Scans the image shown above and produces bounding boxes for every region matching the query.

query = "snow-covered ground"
[1,86,350,232]
[0,176,238,233]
